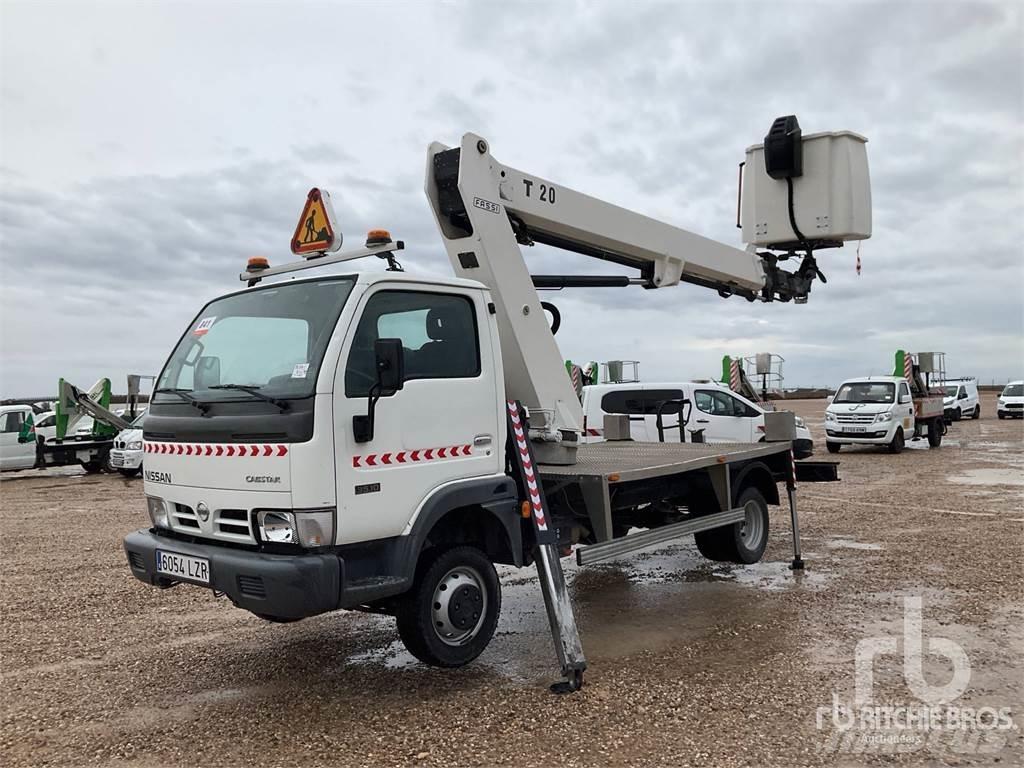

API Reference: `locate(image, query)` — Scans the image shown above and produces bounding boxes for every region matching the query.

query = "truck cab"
[825,376,916,453]
[0,405,37,471]
[126,271,516,629]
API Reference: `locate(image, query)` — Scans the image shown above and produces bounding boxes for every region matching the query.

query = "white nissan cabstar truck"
[124,117,871,691]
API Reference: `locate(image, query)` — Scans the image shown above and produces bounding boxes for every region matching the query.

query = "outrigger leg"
[786,448,805,571]
[505,400,587,693]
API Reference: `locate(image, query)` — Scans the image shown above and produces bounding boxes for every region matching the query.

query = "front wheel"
[396,545,500,668]
[952,407,962,422]
[118,467,142,477]
[972,404,980,420]
[81,460,104,474]
[694,486,770,565]
[998,412,1005,420]
[888,427,905,454]
[826,441,841,454]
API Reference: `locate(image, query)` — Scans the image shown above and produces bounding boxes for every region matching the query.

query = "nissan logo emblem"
[197,502,210,522]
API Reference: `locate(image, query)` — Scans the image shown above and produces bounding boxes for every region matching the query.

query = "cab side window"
[695,390,734,416]
[899,383,911,402]
[2,411,25,433]
[345,291,480,397]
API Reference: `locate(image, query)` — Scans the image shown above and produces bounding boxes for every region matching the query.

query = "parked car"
[998,381,1024,419]
[939,378,980,421]
[0,405,38,471]
[581,380,814,458]
[108,411,147,476]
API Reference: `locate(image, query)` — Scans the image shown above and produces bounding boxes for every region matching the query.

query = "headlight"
[999,399,1006,406]
[128,440,143,450]
[257,508,335,548]
[825,411,836,422]
[874,410,894,423]
[794,416,806,428]
[147,496,170,529]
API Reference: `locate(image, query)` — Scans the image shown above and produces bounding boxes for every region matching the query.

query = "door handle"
[473,434,492,447]
[696,418,710,424]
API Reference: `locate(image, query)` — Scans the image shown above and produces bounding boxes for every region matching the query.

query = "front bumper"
[110,449,143,470]
[825,422,897,444]
[123,529,342,620]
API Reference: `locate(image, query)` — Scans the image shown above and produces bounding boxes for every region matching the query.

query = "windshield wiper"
[208,384,290,412]
[154,387,210,414]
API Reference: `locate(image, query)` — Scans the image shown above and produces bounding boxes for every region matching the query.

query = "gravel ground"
[2,395,1021,767]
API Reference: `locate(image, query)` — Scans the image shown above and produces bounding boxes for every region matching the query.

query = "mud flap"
[505,400,586,693]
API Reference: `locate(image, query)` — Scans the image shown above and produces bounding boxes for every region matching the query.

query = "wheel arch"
[732,460,780,506]
[405,477,523,577]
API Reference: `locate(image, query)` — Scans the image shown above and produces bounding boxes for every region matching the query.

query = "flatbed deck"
[537,440,794,543]
[538,441,790,483]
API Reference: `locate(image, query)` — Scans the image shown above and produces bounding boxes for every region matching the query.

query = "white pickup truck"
[825,375,944,453]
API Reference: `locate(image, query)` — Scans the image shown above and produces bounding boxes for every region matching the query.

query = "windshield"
[155,278,355,403]
[944,385,960,398]
[1003,383,1024,397]
[834,382,895,404]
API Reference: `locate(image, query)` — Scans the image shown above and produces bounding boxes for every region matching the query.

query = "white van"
[938,378,980,421]
[0,405,38,471]
[998,381,1023,419]
[581,381,814,458]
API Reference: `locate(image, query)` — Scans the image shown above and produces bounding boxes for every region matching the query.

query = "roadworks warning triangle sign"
[291,187,342,255]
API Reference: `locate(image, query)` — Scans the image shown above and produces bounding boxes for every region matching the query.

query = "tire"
[81,460,104,474]
[952,407,962,422]
[694,487,770,565]
[998,412,1005,420]
[972,404,980,420]
[118,467,142,477]
[396,545,500,668]
[888,427,905,454]
[927,418,943,448]
[826,441,841,454]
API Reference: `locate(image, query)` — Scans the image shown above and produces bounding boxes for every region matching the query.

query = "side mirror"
[352,339,405,443]
[958,391,968,400]
[826,395,835,404]
[899,394,911,404]
[374,338,405,394]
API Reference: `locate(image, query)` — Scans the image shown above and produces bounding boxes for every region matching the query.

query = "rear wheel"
[396,545,500,668]
[826,441,841,454]
[927,418,943,448]
[888,427,905,454]
[694,486,770,565]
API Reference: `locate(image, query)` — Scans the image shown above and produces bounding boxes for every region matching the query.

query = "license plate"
[110,454,124,467]
[155,550,210,584]
[844,426,867,433]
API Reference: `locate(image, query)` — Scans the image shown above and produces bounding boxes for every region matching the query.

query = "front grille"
[836,414,876,424]
[173,503,200,529]
[237,575,266,598]
[1008,403,1023,410]
[215,509,253,542]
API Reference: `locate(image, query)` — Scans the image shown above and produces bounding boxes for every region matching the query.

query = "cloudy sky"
[1,0,1021,398]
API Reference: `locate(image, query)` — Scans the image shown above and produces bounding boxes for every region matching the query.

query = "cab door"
[898,381,915,434]
[0,410,37,471]
[333,286,502,545]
